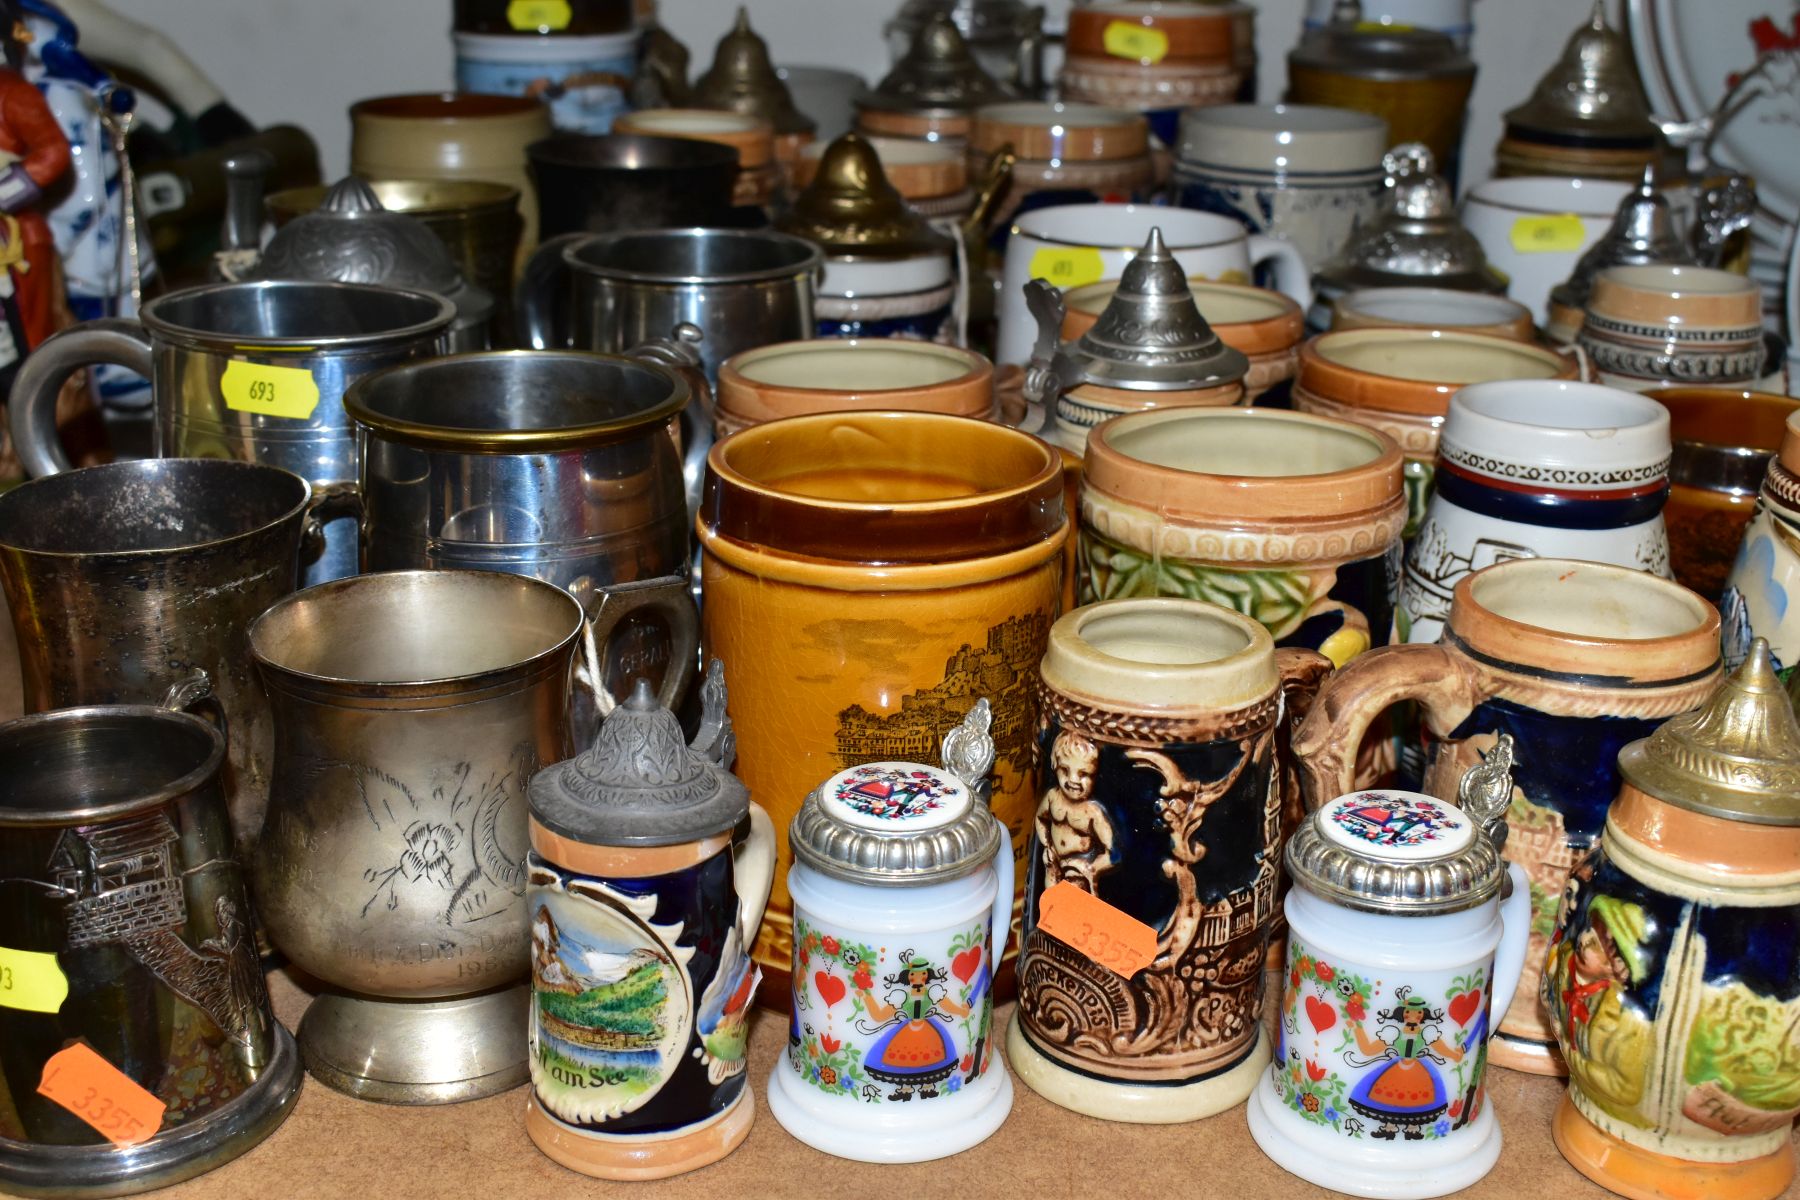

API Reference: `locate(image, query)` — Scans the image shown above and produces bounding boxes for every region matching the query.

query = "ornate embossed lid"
[1316,145,1506,295]
[777,132,954,260]
[860,11,1012,117]
[1618,640,1800,826]
[1503,2,1658,147]
[788,702,1004,886]
[1549,166,1691,313]
[528,667,748,847]
[691,7,816,136]
[1286,737,1515,915]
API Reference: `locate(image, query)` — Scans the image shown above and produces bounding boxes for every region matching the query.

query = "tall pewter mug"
[0,459,326,851]
[0,676,302,1198]
[249,570,587,1104]
[8,280,456,585]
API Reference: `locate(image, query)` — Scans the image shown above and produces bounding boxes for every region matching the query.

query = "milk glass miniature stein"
[766,702,1014,1162]
[1248,739,1532,1200]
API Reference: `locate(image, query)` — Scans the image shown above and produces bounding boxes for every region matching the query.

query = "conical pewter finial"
[1550,163,1690,317]
[776,132,952,259]
[691,7,815,135]
[1618,639,1800,826]
[1502,0,1657,143]
[860,11,1013,115]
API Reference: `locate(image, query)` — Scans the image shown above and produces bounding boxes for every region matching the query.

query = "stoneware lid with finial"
[788,700,1004,887]
[691,7,816,136]
[860,11,1013,117]
[1503,1,1659,146]
[527,671,749,847]
[1549,165,1691,313]
[1316,144,1506,294]
[1286,735,1517,915]
[1618,638,1800,826]
[777,132,954,260]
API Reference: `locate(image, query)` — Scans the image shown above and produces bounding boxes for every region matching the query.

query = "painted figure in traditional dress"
[855,954,972,1101]
[1546,893,1654,1125]
[1035,731,1114,890]
[1347,989,1466,1139]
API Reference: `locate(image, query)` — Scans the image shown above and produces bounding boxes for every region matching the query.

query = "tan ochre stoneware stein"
[1293,557,1723,1078]
[698,410,1066,995]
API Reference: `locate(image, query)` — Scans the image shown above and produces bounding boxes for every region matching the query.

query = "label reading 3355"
[37,1042,166,1148]
[1037,881,1157,978]
[221,360,321,420]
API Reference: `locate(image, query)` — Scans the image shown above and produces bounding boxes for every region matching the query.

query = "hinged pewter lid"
[1549,165,1692,313]
[1030,226,1248,393]
[860,11,1013,116]
[789,700,1004,886]
[1503,2,1658,147]
[777,132,954,260]
[1316,144,1505,294]
[527,664,748,848]
[691,7,816,136]
[259,175,463,297]
[1286,736,1515,916]
[1618,639,1800,826]
[1290,0,1474,82]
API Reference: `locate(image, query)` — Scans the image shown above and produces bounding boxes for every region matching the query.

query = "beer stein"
[1249,743,1532,1199]
[524,668,775,1180]
[767,703,1014,1162]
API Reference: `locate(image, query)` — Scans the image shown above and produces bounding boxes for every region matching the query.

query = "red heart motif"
[952,946,983,984]
[1305,995,1336,1033]
[1449,989,1482,1026]
[815,971,846,1008]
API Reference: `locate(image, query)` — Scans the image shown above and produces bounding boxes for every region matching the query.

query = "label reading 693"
[220,359,322,420]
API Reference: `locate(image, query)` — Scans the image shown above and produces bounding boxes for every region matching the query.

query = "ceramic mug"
[1400,379,1674,647]
[1080,406,1407,668]
[454,30,638,135]
[997,203,1312,367]
[1060,2,1255,141]
[816,249,957,342]
[1578,265,1767,392]
[1722,408,1800,671]
[714,338,994,436]
[1294,328,1579,538]
[1302,0,1475,48]
[1010,598,1331,1122]
[1330,287,1535,343]
[613,108,781,207]
[1172,103,1389,272]
[1459,176,1634,325]
[1294,557,1722,1076]
[969,103,1154,241]
[698,411,1067,989]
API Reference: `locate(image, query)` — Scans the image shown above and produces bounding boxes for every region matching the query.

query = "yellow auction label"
[1102,20,1170,64]
[0,947,68,1014]
[1510,214,1586,254]
[221,360,321,420]
[1028,246,1107,289]
[507,0,573,30]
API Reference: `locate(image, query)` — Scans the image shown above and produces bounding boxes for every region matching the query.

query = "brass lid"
[1549,165,1691,313]
[1290,0,1474,81]
[690,7,815,136]
[1618,639,1800,826]
[1503,1,1658,147]
[777,132,954,260]
[859,11,1013,117]
[1316,145,1506,294]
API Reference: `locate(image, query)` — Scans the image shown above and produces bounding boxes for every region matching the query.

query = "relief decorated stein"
[524,670,776,1180]
[1722,408,1800,671]
[1249,746,1532,1199]
[768,704,1014,1162]
[1295,557,1722,1077]
[1578,265,1766,394]
[1011,599,1331,1122]
[1546,642,1800,1200]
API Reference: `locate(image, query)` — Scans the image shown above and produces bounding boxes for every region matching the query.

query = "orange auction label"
[37,1042,165,1148]
[1510,213,1586,254]
[1103,20,1169,63]
[1036,881,1157,978]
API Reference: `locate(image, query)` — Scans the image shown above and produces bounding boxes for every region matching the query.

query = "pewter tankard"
[0,458,328,852]
[8,280,455,585]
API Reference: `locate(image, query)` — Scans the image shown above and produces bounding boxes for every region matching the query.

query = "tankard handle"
[580,574,701,716]
[1488,862,1533,1024]
[9,318,153,478]
[1245,233,1314,316]
[626,323,714,521]
[733,802,777,947]
[160,667,228,745]
[988,827,1015,971]
[300,481,363,570]
[1272,646,1335,841]
[514,231,589,350]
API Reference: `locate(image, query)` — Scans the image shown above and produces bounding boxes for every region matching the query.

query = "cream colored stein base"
[1247,1074,1502,1200]
[524,1090,754,1181]
[766,1058,1013,1163]
[298,985,529,1104]
[1487,1030,1567,1077]
[1007,1018,1269,1124]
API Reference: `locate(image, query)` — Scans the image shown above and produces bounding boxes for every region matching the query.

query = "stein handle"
[1291,643,1484,810]
[733,801,777,947]
[1568,340,1595,383]
[300,481,363,570]
[988,825,1015,970]
[1245,233,1314,316]
[1272,646,1335,842]
[581,574,700,715]
[1488,862,1533,1024]
[160,667,228,744]
[514,231,589,350]
[9,318,153,478]
[626,323,714,521]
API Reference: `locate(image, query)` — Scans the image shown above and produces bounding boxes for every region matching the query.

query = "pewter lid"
[859,11,1013,116]
[788,701,1003,886]
[1290,1,1474,81]
[1618,640,1800,826]
[777,132,954,260]
[691,7,816,136]
[1285,737,1515,916]
[887,0,1043,46]
[1502,2,1658,146]
[527,666,748,848]
[1315,145,1505,294]
[1549,165,1691,313]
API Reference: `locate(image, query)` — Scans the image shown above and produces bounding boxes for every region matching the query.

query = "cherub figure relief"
[1035,731,1114,890]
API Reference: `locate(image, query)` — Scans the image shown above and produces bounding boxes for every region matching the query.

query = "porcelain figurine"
[524,667,775,1180]
[1546,642,1800,1200]
[767,703,1014,1162]
[0,7,68,406]
[1248,744,1532,1198]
